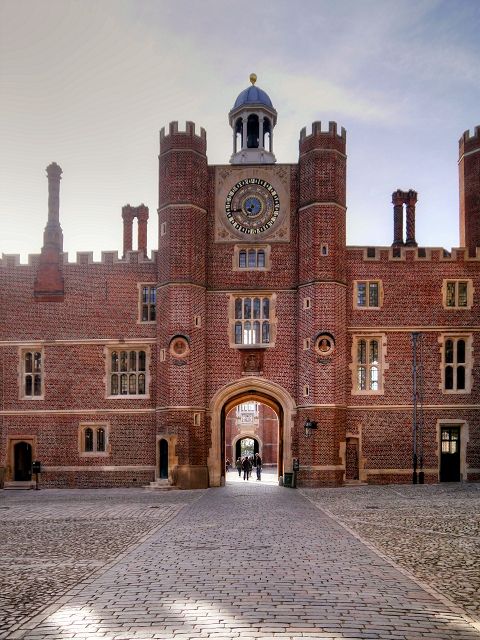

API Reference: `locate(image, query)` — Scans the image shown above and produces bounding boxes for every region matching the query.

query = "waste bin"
[283,472,294,488]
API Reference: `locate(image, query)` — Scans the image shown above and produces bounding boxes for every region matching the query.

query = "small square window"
[443,280,472,309]
[160,222,167,236]
[303,338,311,350]
[139,284,156,322]
[194,315,202,328]
[303,297,311,310]
[234,245,270,271]
[355,281,381,309]
[159,348,166,362]
[303,385,310,397]
[193,413,201,426]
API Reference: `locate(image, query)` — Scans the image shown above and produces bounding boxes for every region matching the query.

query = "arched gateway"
[207,377,296,487]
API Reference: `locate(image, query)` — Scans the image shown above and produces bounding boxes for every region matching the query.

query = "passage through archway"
[223,394,282,485]
[208,377,295,487]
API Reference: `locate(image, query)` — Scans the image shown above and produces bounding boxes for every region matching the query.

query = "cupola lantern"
[229,74,277,164]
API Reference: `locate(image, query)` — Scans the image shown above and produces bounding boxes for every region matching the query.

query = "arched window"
[84,428,93,452]
[247,114,259,148]
[81,424,108,455]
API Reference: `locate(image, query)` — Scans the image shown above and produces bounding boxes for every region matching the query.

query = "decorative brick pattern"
[1,100,479,489]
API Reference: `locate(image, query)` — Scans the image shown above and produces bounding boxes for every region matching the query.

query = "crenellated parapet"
[160,121,207,155]
[348,245,480,263]
[299,121,346,155]
[0,250,157,268]
[459,125,480,157]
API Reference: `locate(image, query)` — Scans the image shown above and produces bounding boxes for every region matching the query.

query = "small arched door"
[14,442,32,481]
[159,439,168,479]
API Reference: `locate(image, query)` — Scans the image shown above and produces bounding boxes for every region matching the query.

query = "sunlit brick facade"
[1,77,479,489]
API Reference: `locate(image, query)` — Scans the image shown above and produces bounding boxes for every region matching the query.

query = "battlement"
[459,125,480,156]
[299,121,346,155]
[0,250,158,268]
[348,245,480,263]
[160,121,207,155]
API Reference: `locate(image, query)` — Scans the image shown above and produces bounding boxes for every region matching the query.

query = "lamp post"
[304,417,318,438]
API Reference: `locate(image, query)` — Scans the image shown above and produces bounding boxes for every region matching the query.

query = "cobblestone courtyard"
[0,482,479,639]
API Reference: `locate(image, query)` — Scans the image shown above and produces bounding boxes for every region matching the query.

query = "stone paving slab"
[2,483,479,640]
[0,489,200,638]
[302,483,480,620]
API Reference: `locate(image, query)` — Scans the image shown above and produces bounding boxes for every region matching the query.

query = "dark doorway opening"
[14,441,32,481]
[159,439,168,479]
[440,426,461,482]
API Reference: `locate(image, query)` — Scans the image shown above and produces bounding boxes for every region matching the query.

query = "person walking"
[255,453,262,480]
[242,456,250,481]
[236,457,242,477]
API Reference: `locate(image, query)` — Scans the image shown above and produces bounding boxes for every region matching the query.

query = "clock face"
[225,178,280,234]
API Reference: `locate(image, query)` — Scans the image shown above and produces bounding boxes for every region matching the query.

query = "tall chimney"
[34,162,65,301]
[392,189,404,246]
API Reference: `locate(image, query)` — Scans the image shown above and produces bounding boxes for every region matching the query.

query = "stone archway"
[207,377,296,487]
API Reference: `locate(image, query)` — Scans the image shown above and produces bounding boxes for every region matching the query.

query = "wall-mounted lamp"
[304,417,318,437]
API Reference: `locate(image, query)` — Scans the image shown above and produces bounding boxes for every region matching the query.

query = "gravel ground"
[0,488,200,638]
[301,483,480,620]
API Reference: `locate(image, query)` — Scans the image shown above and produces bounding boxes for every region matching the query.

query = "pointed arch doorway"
[207,377,295,487]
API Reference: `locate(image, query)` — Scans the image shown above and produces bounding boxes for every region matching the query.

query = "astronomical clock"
[215,167,290,243]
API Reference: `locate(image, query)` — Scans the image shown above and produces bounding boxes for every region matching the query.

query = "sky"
[1,0,479,261]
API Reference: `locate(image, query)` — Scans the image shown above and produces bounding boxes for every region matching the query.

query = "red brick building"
[1,75,479,489]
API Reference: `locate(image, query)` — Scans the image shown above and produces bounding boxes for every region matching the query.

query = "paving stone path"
[302,483,480,620]
[2,482,479,640]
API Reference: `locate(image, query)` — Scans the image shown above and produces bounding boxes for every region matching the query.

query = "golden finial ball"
[250,73,257,85]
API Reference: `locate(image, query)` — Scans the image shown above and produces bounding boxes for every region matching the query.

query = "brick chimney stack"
[34,162,65,301]
[459,125,480,256]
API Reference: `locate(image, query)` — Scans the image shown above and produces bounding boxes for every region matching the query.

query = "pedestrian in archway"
[242,456,250,480]
[255,453,262,480]
[236,457,242,477]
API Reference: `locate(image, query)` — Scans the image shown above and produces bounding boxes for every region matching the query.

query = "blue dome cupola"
[229,74,277,164]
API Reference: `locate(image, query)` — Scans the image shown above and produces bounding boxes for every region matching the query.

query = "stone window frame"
[105,345,151,399]
[439,333,473,394]
[353,280,383,309]
[228,293,277,348]
[442,279,473,310]
[303,297,311,310]
[232,244,271,271]
[137,283,157,324]
[350,334,388,396]
[79,422,110,457]
[303,337,311,350]
[19,347,45,400]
